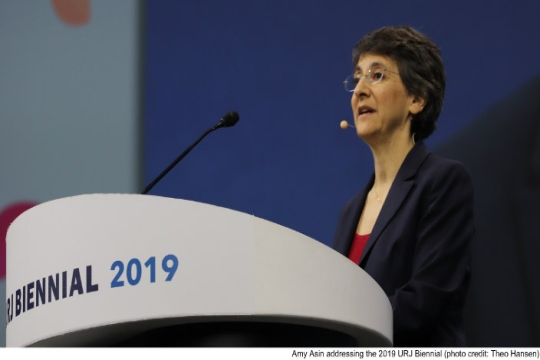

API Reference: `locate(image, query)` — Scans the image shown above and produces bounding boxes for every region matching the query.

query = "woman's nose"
[353,78,369,97]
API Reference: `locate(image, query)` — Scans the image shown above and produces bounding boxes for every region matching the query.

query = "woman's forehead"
[355,54,397,72]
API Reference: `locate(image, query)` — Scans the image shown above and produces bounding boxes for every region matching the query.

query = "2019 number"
[110,254,178,288]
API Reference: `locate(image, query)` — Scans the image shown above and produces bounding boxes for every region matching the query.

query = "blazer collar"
[359,141,431,265]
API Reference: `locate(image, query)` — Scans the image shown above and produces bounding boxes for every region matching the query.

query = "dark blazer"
[333,142,474,347]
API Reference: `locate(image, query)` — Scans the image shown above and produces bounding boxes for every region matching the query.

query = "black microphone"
[215,111,240,128]
[141,111,240,194]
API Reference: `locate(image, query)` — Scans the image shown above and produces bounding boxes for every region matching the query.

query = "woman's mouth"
[357,106,375,118]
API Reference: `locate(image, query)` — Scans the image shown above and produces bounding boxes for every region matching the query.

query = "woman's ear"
[409,95,426,116]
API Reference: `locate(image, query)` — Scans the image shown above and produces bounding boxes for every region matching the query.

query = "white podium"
[5,194,392,347]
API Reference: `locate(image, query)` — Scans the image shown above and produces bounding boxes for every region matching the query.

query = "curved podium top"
[5,194,392,347]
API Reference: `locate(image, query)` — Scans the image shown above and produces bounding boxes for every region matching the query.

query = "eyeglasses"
[343,67,399,92]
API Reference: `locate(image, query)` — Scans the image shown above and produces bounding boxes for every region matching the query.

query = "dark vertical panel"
[437,77,540,345]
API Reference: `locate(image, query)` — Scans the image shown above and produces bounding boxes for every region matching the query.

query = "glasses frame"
[343,68,399,93]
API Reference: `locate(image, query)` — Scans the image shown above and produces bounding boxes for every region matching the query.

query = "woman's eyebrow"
[355,61,385,73]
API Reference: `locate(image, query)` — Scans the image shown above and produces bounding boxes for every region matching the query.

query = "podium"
[5,194,392,347]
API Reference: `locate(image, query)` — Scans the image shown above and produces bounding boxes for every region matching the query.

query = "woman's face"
[351,54,424,143]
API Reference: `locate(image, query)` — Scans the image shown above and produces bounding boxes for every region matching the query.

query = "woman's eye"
[372,70,384,81]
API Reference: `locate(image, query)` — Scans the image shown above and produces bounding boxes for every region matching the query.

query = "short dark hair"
[352,26,445,141]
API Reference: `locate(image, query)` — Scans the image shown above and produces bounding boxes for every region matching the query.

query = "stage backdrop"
[3,0,540,348]
[143,0,540,347]
[0,0,142,346]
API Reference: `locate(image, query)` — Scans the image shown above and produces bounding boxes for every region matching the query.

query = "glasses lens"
[344,74,356,92]
[368,68,385,84]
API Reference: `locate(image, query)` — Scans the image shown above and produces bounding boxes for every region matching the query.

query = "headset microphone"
[340,120,355,129]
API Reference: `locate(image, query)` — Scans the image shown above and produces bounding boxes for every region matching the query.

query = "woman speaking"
[333,26,474,347]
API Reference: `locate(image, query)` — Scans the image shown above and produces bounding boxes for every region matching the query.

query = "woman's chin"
[355,127,376,141]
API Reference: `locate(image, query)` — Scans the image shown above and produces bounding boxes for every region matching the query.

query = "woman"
[333,26,474,347]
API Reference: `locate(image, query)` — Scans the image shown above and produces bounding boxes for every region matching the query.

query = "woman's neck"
[369,133,415,190]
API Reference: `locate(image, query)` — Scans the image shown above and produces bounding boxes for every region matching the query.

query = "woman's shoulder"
[401,142,472,186]
[424,152,471,176]
[419,152,474,192]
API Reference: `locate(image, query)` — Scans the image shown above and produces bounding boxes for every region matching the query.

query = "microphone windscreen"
[221,111,240,127]
[340,120,349,129]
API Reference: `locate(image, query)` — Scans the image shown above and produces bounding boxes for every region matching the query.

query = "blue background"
[144,1,540,244]
[143,1,540,346]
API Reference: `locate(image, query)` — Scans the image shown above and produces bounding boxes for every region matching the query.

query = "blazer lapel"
[338,177,373,255]
[359,142,431,266]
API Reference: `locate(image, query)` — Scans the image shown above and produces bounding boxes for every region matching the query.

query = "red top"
[348,233,370,264]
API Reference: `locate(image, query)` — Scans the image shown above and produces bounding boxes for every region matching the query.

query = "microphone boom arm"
[141,111,239,194]
[141,127,215,194]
